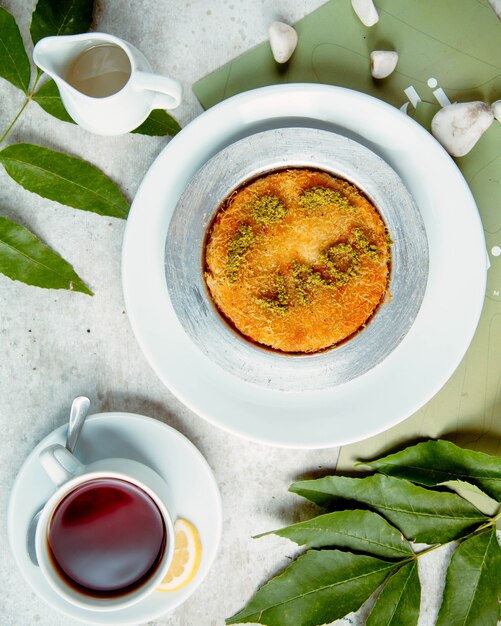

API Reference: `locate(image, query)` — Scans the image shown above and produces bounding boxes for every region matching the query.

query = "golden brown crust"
[204,169,391,353]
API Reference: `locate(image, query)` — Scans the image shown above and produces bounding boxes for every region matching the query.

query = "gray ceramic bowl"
[165,128,428,391]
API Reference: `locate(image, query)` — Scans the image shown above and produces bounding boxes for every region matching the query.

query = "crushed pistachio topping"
[227,225,255,281]
[291,261,332,304]
[320,243,360,285]
[251,194,287,225]
[252,230,385,315]
[299,186,354,212]
[255,274,289,315]
[352,228,379,261]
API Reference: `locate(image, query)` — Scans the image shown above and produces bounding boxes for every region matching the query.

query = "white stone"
[351,0,379,27]
[370,50,399,79]
[492,100,501,122]
[268,21,298,64]
[431,101,494,157]
[488,0,501,21]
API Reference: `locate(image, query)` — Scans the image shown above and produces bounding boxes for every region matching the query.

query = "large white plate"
[8,413,222,625]
[122,84,486,449]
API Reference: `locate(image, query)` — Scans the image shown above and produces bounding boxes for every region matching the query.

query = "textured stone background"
[0,1,451,625]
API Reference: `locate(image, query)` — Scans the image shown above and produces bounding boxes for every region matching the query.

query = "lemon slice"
[157,518,202,592]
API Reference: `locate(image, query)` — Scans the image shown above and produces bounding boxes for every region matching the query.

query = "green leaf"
[0,216,92,294]
[439,480,500,516]
[290,474,487,543]
[0,144,129,219]
[30,0,94,45]
[366,561,421,626]
[0,7,31,93]
[363,440,501,501]
[132,109,181,136]
[32,79,74,123]
[259,510,413,559]
[436,529,501,626]
[226,549,397,626]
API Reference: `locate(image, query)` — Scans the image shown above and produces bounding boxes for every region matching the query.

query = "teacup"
[36,444,175,611]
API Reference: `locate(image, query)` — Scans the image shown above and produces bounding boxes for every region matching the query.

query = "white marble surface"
[0,1,451,625]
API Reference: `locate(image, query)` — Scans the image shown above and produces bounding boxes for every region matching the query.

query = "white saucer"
[122,83,487,448]
[7,412,223,625]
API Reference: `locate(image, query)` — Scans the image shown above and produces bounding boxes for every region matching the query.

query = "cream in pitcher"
[33,33,182,135]
[65,43,132,97]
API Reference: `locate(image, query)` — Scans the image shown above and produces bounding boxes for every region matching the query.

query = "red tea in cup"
[47,478,166,597]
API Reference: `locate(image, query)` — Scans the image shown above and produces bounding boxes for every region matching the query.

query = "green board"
[193,0,501,461]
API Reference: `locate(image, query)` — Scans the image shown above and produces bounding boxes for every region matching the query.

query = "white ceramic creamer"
[33,33,182,135]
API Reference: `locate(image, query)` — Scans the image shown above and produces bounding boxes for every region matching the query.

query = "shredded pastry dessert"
[204,168,391,353]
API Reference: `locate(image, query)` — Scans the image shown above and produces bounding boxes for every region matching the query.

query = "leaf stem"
[411,510,500,561]
[0,97,30,145]
[31,72,42,94]
[0,71,45,146]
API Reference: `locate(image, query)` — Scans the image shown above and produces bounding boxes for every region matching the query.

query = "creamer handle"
[134,71,182,110]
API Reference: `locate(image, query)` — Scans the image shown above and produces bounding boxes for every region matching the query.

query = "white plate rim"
[121,83,487,449]
[7,412,223,625]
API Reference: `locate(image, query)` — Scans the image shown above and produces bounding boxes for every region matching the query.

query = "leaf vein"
[305,489,485,521]
[462,531,495,625]
[57,1,78,35]
[0,237,79,284]
[375,503,484,521]
[282,526,410,554]
[0,37,28,93]
[242,562,395,620]
[1,155,126,212]
[388,563,415,625]
[375,462,500,482]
